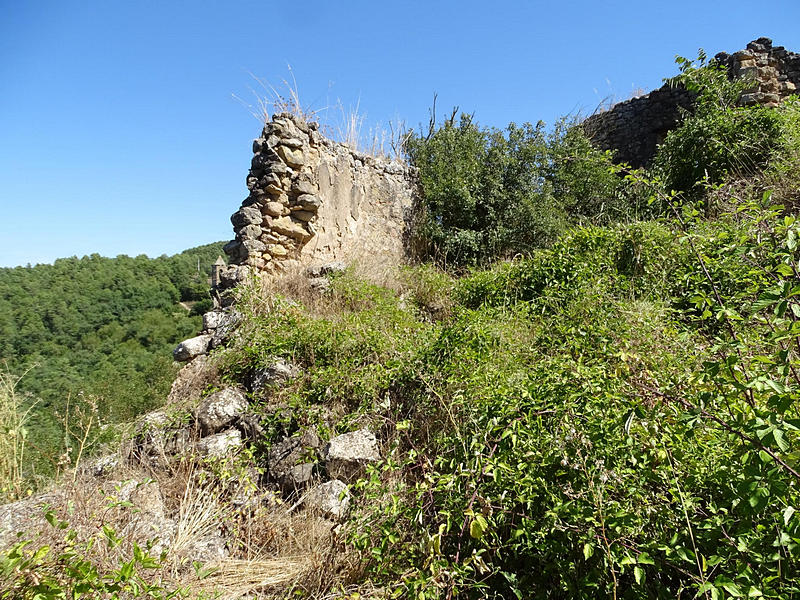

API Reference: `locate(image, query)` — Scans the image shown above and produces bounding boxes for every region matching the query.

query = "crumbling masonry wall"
[217,113,417,293]
[583,38,800,167]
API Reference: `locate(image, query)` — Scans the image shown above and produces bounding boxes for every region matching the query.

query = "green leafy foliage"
[220,194,800,597]
[0,508,183,599]
[405,112,651,268]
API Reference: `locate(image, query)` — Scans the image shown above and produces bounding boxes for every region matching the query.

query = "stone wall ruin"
[215,113,418,297]
[583,38,800,167]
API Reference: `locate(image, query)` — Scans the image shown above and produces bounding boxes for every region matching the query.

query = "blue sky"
[1,0,798,267]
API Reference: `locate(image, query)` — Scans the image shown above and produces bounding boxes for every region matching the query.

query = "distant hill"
[0,242,226,475]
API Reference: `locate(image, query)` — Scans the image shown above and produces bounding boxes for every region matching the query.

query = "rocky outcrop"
[173,334,212,362]
[305,480,351,520]
[583,37,800,167]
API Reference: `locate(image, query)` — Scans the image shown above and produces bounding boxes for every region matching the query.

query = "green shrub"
[406,114,567,267]
[653,54,800,197]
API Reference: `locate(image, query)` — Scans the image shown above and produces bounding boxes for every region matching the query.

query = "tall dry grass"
[0,367,37,503]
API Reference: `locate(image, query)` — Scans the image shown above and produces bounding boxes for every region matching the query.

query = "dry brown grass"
[0,367,37,503]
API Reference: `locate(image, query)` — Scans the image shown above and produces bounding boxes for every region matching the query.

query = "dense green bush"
[405,113,651,268]
[405,115,566,267]
[653,54,800,197]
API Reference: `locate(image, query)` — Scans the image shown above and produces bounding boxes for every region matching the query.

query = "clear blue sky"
[1,0,798,267]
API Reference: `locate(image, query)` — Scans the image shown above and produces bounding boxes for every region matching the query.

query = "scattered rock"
[82,454,120,478]
[197,429,243,458]
[202,310,225,331]
[209,310,242,349]
[195,387,248,436]
[305,480,350,519]
[267,430,321,489]
[308,277,331,293]
[306,262,347,278]
[249,359,300,394]
[173,334,212,362]
[323,429,380,483]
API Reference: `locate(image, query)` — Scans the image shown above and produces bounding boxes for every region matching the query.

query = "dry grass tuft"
[191,557,310,599]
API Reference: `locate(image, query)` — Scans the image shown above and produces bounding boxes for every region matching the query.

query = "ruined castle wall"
[218,114,417,290]
[583,38,800,168]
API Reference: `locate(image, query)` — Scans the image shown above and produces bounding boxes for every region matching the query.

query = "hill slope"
[0,242,225,476]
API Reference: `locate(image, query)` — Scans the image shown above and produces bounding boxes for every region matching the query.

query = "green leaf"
[469,515,488,540]
[583,543,594,560]
[784,506,796,526]
[634,565,644,585]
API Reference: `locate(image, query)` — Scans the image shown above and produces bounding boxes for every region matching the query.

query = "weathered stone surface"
[202,310,224,331]
[224,112,417,278]
[300,196,321,211]
[292,180,317,195]
[209,309,242,349]
[264,201,288,217]
[197,428,242,457]
[0,492,63,545]
[308,277,331,293]
[267,429,321,488]
[128,410,192,464]
[267,243,289,257]
[271,216,313,242]
[292,210,315,222]
[307,261,346,278]
[305,480,350,519]
[167,354,215,406]
[173,334,212,362]
[249,359,300,394]
[277,145,305,167]
[323,429,380,482]
[237,224,262,240]
[195,387,248,436]
[231,206,263,228]
[82,454,120,478]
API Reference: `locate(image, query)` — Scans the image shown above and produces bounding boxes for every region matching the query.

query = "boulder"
[197,429,243,458]
[209,310,242,349]
[195,387,248,436]
[267,429,321,489]
[173,334,212,362]
[249,359,300,394]
[323,429,380,483]
[305,480,350,519]
[202,311,225,331]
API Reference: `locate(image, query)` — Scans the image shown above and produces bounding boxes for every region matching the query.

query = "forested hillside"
[0,242,224,476]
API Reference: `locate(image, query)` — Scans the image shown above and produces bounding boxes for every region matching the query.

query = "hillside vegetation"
[3,54,800,599]
[0,242,224,483]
